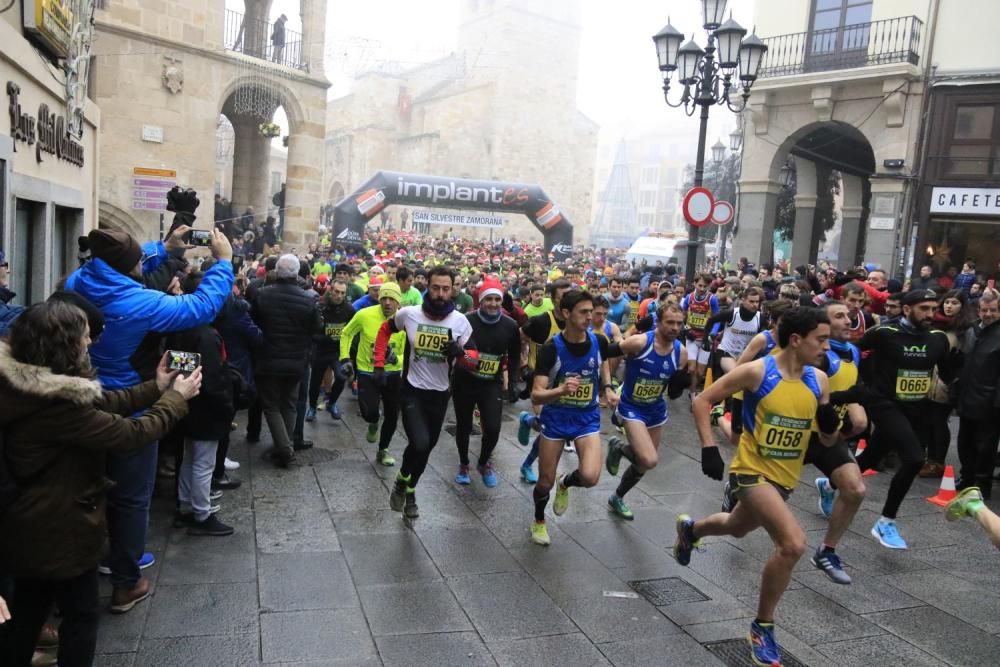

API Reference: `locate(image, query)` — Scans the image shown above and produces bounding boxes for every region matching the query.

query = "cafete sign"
[7,81,85,167]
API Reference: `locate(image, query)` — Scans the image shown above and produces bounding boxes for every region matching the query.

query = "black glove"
[701,446,725,480]
[829,385,876,407]
[372,367,386,386]
[816,403,840,435]
[441,335,465,360]
[701,336,713,352]
[339,360,354,378]
[507,385,520,403]
[668,369,691,400]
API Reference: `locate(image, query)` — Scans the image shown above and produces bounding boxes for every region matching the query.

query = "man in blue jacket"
[64,225,234,613]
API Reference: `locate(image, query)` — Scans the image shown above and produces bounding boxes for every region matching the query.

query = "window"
[641,166,659,186]
[638,190,657,208]
[809,0,872,58]
[52,206,82,286]
[638,213,656,229]
[13,199,46,306]
[944,103,1000,177]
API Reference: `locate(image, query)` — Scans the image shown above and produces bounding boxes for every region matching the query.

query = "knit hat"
[369,275,385,288]
[901,289,938,306]
[88,229,143,275]
[379,281,402,304]
[479,277,504,301]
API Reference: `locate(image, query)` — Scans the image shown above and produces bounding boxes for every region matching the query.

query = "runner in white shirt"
[374,266,474,519]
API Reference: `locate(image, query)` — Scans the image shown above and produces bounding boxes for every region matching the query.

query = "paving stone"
[258,551,360,612]
[508,541,626,605]
[558,519,674,570]
[803,527,934,576]
[683,618,837,667]
[418,527,522,575]
[794,569,924,614]
[144,583,258,638]
[260,608,377,664]
[332,508,411,534]
[488,633,611,667]
[376,632,496,666]
[597,633,726,666]
[358,580,473,635]
[760,587,885,644]
[559,592,683,643]
[252,464,323,498]
[255,495,341,553]
[883,568,1000,633]
[911,543,1000,588]
[814,634,943,667]
[94,590,152,653]
[448,572,576,641]
[341,530,441,585]
[685,539,801,599]
[93,653,136,667]
[315,463,395,512]
[137,634,258,666]
[158,531,256,585]
[865,605,1000,667]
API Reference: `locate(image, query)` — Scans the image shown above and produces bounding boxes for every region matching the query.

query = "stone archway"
[99,201,148,241]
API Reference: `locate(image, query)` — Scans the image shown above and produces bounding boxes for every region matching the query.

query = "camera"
[167,350,201,374]
[187,229,213,247]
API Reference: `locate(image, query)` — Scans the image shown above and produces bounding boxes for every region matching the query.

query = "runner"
[605,303,689,520]
[452,278,521,488]
[605,277,629,328]
[622,276,642,331]
[375,267,475,519]
[675,307,838,667]
[841,281,875,343]
[307,279,355,421]
[850,289,955,548]
[705,286,764,376]
[680,274,719,395]
[590,295,624,389]
[528,290,617,546]
[338,282,406,466]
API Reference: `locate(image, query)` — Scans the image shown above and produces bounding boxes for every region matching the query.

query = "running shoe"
[210,489,223,501]
[530,521,551,546]
[98,552,156,576]
[553,476,570,515]
[389,478,407,512]
[871,518,908,549]
[608,494,634,520]
[710,403,725,426]
[478,463,498,488]
[748,620,782,667]
[455,464,471,485]
[721,478,738,512]
[403,491,419,519]
[329,403,342,420]
[366,421,379,443]
[606,436,625,476]
[673,514,697,566]
[610,410,624,433]
[376,448,395,467]
[517,411,534,446]
[811,547,851,584]
[520,464,538,483]
[564,441,577,454]
[815,477,835,519]
[316,398,326,411]
[305,407,316,422]
[945,486,985,522]
[224,457,240,471]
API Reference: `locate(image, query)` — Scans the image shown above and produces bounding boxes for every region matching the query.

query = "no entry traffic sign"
[682,187,714,228]
[711,200,734,225]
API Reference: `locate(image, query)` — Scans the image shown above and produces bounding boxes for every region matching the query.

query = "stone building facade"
[325,0,598,244]
[91,0,329,246]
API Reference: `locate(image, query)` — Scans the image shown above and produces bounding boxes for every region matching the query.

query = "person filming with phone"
[0,300,202,666]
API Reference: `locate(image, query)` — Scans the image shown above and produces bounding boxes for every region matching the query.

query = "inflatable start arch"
[332,171,574,261]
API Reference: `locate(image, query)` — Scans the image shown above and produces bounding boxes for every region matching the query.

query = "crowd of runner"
[1,222,1000,667]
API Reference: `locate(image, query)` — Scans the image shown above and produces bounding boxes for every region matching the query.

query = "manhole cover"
[703,638,808,667]
[296,448,340,464]
[628,577,709,605]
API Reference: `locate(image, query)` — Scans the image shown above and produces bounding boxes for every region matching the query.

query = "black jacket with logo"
[857,322,953,404]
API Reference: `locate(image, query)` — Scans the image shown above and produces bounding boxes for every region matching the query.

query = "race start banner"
[411,210,505,229]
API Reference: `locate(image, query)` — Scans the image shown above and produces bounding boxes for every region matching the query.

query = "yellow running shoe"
[530,521,551,546]
[553,476,570,516]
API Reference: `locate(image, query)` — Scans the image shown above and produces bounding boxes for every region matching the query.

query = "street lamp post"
[652,0,766,282]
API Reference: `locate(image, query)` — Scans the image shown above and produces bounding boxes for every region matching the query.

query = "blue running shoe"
[815,477,835,518]
[99,552,156,575]
[520,464,538,483]
[455,465,471,485]
[811,547,851,584]
[328,402,342,420]
[673,514,696,566]
[749,620,781,667]
[478,463,498,488]
[871,518,907,549]
[305,407,316,422]
[517,411,534,446]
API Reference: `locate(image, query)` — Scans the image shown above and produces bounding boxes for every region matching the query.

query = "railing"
[224,8,306,71]
[758,15,922,79]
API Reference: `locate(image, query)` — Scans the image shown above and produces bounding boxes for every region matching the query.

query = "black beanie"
[88,229,143,275]
[48,290,105,340]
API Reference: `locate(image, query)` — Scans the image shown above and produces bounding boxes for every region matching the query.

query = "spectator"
[252,254,322,467]
[271,14,288,62]
[956,293,1000,499]
[62,226,234,613]
[0,300,201,665]
[954,260,977,295]
[912,265,938,290]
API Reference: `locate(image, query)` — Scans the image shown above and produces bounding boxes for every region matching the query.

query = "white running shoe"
[224,458,240,471]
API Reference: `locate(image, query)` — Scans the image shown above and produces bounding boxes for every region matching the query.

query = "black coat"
[252,279,323,377]
[166,324,234,440]
[958,319,1000,420]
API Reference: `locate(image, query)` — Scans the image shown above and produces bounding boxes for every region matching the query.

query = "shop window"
[13,199,46,306]
[52,206,82,286]
[944,103,1000,177]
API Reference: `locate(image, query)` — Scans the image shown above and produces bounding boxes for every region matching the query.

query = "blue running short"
[615,398,668,428]
[540,407,602,442]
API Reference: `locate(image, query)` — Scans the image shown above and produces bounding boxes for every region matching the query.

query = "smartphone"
[188,229,213,247]
[167,350,201,374]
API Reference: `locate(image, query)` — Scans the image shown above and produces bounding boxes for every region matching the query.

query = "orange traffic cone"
[927,465,958,506]
[855,439,877,477]
[703,366,714,391]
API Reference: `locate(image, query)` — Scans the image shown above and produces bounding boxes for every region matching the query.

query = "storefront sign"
[930,187,1000,216]
[7,82,84,166]
[22,0,73,59]
[411,209,506,229]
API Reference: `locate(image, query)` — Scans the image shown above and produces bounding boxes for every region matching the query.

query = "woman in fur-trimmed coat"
[0,301,199,667]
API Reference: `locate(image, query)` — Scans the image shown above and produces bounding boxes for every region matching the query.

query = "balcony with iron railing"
[757,15,922,79]
[223,8,307,71]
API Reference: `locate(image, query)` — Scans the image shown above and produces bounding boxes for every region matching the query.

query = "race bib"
[557,376,595,407]
[414,323,450,361]
[686,311,708,329]
[324,323,345,340]
[631,377,665,404]
[625,302,640,327]
[756,412,811,459]
[472,352,502,380]
[895,369,931,401]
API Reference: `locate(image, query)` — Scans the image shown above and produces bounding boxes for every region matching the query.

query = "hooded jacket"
[0,342,188,579]
[63,241,234,389]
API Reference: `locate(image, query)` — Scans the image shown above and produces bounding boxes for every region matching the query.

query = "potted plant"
[259,122,281,138]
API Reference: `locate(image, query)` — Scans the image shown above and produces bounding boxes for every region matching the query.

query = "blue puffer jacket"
[64,240,234,389]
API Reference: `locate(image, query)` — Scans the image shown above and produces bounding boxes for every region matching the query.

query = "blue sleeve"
[140,240,168,274]
[680,295,689,311]
[145,260,234,332]
[352,295,364,311]
[710,296,719,314]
